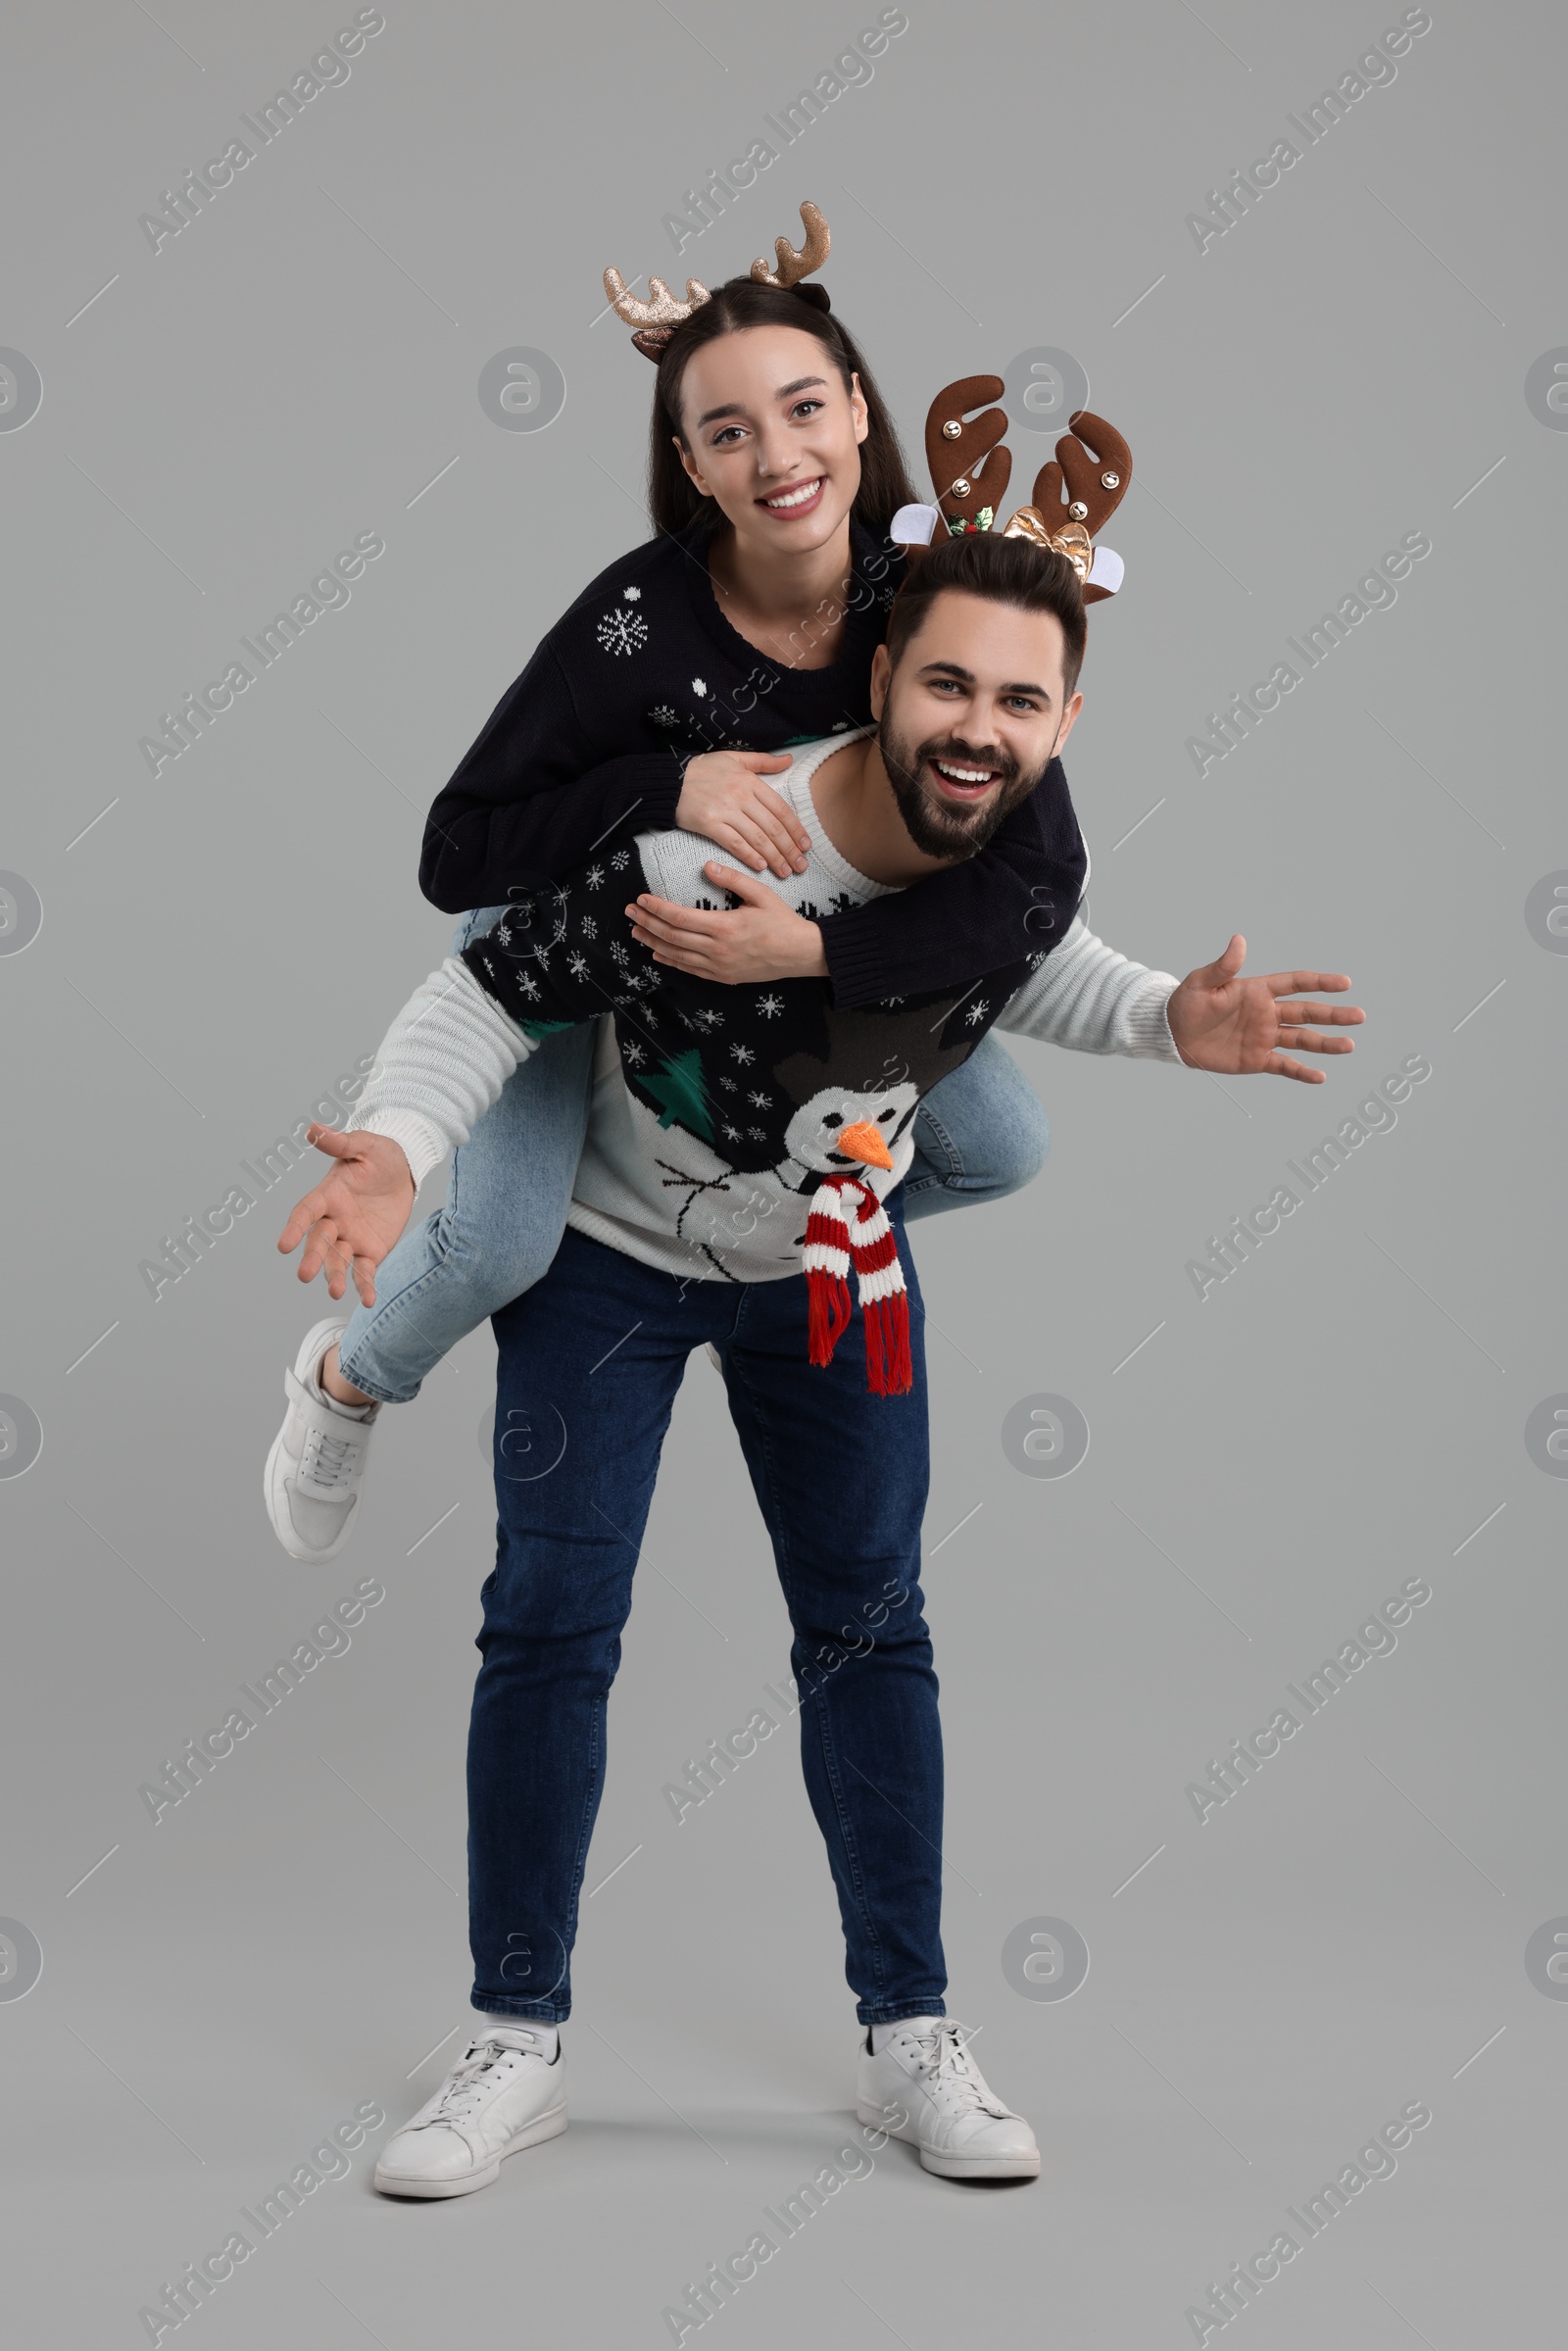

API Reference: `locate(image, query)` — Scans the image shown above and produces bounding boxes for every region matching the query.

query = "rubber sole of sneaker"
[856,2099,1040,2180]
[372,2102,568,2198]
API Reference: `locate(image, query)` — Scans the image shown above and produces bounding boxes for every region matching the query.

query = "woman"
[266,210,1079,1562]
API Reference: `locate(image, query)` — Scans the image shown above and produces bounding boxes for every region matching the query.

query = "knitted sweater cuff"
[622,751,686,831]
[818,910,889,1008]
[348,1106,448,1191]
[1126,977,1183,1061]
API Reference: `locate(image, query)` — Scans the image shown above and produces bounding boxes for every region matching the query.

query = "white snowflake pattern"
[729,1043,755,1065]
[964,999,990,1025]
[567,951,589,979]
[534,944,552,970]
[584,864,605,891]
[515,971,540,1001]
[756,992,784,1019]
[717,1076,738,1093]
[883,994,906,1006]
[579,916,598,940]
[691,676,709,697]
[650,705,678,727]
[748,1090,770,1108]
[622,585,641,601]
[692,1005,724,1032]
[748,1126,766,1142]
[721,1122,743,1142]
[610,942,630,967]
[611,850,631,871]
[597,606,649,658]
[621,1039,646,1065]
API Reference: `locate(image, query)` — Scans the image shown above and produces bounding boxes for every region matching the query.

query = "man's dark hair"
[883,531,1089,696]
[648,279,917,542]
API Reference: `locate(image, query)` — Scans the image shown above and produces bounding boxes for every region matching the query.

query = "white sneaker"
[263,1318,380,1562]
[857,2018,1040,2180]
[374,2025,567,2198]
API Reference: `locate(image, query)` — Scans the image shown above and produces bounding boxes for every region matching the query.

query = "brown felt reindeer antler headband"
[602,201,831,362]
[892,375,1132,604]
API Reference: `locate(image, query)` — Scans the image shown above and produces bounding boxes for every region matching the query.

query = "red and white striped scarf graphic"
[803,1174,912,1396]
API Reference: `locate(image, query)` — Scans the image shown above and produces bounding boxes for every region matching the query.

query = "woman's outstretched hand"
[674,750,809,879]
[276,1126,416,1308]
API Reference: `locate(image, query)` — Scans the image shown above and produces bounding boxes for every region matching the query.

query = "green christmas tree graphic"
[641,1048,715,1141]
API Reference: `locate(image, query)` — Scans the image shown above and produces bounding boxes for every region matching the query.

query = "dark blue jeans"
[467,1221,947,2029]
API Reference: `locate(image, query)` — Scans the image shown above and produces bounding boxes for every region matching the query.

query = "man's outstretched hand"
[276,1126,416,1308]
[1166,937,1364,1082]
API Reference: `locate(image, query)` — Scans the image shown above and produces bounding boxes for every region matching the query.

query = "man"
[277,528,1362,2196]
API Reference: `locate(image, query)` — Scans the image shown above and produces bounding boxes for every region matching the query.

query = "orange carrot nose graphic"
[835,1119,894,1170]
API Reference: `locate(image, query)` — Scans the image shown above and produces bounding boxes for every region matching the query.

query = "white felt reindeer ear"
[890,502,942,548]
[1087,546,1124,595]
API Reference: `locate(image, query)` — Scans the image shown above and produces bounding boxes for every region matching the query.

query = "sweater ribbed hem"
[348,1106,447,1190]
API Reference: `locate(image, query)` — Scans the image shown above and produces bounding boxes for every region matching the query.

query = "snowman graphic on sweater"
[586,1006,977,1395]
[468,891,1017,1395]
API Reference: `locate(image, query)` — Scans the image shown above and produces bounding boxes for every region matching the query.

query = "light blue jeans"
[338,906,1051,1403]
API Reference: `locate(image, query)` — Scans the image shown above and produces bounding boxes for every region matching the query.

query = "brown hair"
[647,279,917,541]
[883,530,1089,696]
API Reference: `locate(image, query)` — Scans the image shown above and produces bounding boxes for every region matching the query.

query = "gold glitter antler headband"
[602,201,832,363]
[602,268,712,364]
[891,378,1132,605]
[749,200,830,288]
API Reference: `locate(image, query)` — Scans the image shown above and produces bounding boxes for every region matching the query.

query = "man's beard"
[878,716,1054,859]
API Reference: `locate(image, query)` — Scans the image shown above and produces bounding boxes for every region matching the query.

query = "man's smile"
[927,754,1004,803]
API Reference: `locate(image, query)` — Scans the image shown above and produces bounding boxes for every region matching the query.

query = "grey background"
[3,0,1564,2341]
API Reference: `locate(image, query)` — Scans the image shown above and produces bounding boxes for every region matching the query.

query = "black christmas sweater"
[354,736,1179,1290]
[418,520,1088,1007]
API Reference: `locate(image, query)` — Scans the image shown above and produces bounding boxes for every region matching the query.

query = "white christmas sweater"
[350,732,1181,1284]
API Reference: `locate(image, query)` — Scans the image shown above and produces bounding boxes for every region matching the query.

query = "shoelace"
[909,2022,1006,2115]
[414,2036,530,2130]
[298,1423,364,1494]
